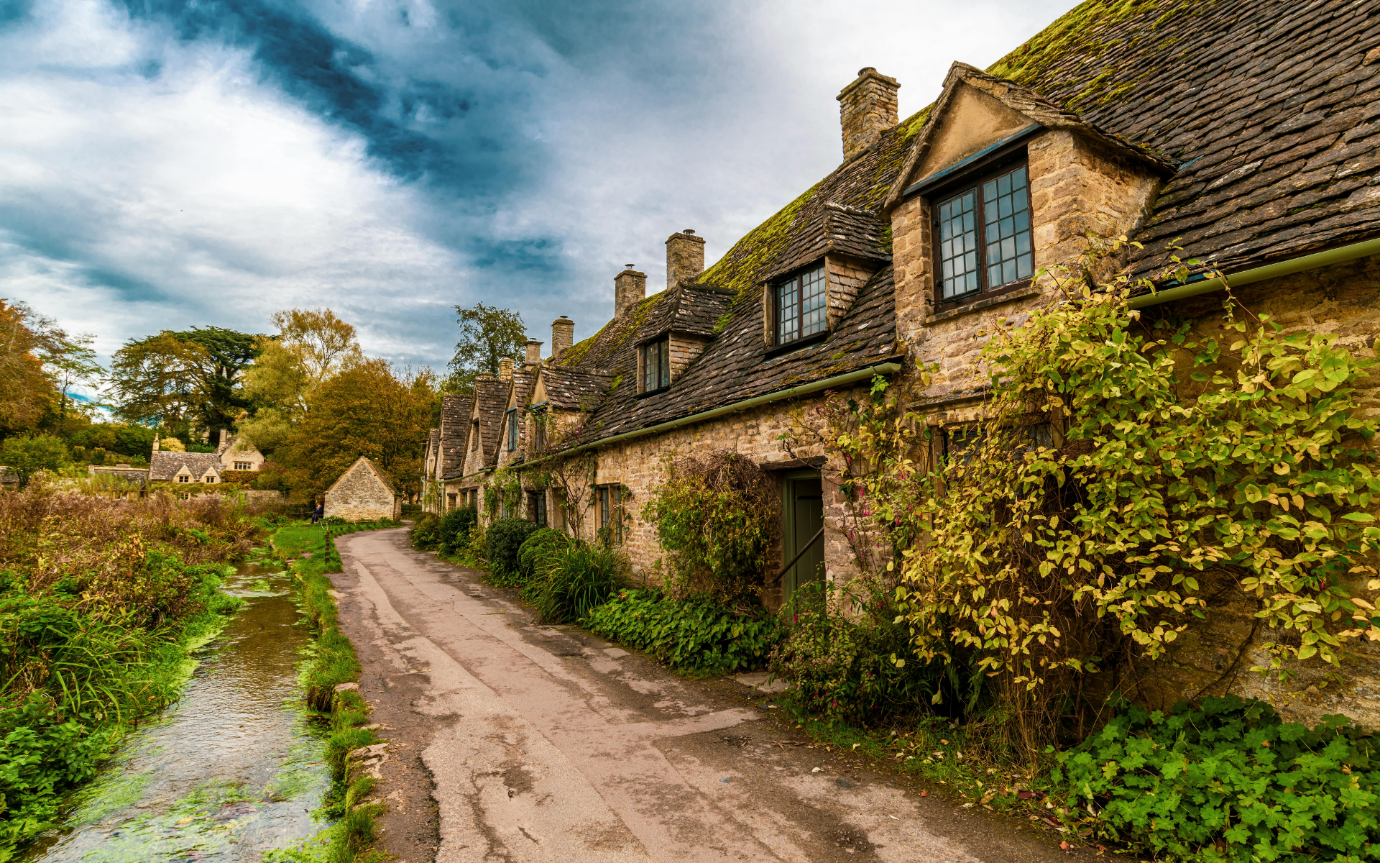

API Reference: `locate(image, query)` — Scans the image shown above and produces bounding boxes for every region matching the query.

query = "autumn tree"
[106,333,209,431]
[0,299,54,435]
[278,360,436,502]
[239,308,363,451]
[446,302,527,393]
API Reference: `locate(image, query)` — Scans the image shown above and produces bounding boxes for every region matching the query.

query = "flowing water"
[23,557,332,863]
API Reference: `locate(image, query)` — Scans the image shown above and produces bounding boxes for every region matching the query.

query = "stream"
[22,555,333,863]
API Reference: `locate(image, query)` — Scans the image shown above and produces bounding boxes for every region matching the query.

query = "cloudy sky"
[1,0,1072,376]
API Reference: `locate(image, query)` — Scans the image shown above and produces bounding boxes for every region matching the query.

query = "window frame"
[771,262,828,348]
[531,407,547,451]
[930,156,1034,312]
[233,461,251,471]
[596,483,624,545]
[529,490,547,527]
[470,419,480,451]
[639,336,671,395]
[505,408,519,452]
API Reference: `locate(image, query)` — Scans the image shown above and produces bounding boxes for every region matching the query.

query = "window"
[641,338,670,393]
[234,461,251,471]
[934,162,1032,305]
[204,476,216,484]
[533,410,547,451]
[774,263,827,345]
[506,409,519,451]
[529,490,547,527]
[597,484,624,545]
[471,420,479,450]
[177,475,190,483]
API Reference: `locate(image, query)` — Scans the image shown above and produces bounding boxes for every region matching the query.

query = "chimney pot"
[837,67,900,161]
[665,230,706,289]
[498,357,514,382]
[552,316,574,360]
[525,339,543,365]
[614,268,647,318]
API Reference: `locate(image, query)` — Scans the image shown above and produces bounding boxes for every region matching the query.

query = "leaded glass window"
[642,337,670,393]
[933,161,1033,305]
[774,264,827,345]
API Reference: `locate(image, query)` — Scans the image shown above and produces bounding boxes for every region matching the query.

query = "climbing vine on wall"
[792,238,1380,738]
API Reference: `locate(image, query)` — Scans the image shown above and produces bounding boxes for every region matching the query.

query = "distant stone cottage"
[425,2,1380,726]
[325,457,400,522]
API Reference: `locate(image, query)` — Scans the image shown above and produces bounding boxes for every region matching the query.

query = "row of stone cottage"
[423,0,1380,726]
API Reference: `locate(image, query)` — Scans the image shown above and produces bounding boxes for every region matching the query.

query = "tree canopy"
[278,359,436,502]
[106,326,260,439]
[447,302,527,393]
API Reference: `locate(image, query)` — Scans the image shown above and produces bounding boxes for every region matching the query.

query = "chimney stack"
[552,316,574,360]
[837,67,899,162]
[665,229,706,289]
[525,339,543,365]
[498,357,514,382]
[153,435,160,453]
[614,266,647,318]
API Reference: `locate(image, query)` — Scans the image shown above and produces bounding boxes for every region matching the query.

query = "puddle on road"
[23,557,332,863]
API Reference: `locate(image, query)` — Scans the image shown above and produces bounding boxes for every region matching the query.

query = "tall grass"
[0,483,269,859]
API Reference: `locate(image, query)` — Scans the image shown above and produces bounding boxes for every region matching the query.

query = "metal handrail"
[774,526,824,584]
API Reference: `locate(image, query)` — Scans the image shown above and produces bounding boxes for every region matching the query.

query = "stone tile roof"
[983,0,1380,274]
[641,283,737,339]
[474,376,509,471]
[764,202,892,282]
[438,394,468,480]
[149,452,224,482]
[547,0,1380,445]
[540,367,615,411]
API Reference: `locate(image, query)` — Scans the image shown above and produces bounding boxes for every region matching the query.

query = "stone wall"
[325,460,399,522]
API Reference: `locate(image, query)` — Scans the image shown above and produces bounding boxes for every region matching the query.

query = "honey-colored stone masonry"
[325,458,399,523]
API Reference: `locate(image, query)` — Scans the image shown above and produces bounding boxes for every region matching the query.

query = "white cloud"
[0,1,465,363]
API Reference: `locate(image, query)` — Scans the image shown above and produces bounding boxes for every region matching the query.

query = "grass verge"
[272,519,398,863]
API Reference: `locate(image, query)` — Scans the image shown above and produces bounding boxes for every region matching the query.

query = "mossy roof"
[547,0,1380,444]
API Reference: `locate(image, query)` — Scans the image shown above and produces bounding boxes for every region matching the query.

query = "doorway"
[782,470,825,603]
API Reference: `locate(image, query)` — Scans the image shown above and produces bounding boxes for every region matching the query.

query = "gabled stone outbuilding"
[325,457,400,522]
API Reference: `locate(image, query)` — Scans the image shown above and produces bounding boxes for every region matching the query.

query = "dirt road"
[332,527,1080,863]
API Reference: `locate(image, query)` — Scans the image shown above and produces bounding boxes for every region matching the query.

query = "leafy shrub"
[438,505,478,554]
[587,589,781,673]
[250,461,289,491]
[531,544,621,624]
[642,451,779,607]
[770,578,975,727]
[1055,696,1380,863]
[409,513,441,550]
[517,528,574,582]
[485,518,539,582]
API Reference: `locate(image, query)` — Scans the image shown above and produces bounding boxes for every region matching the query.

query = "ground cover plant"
[0,485,264,859]
[586,588,780,673]
[1055,696,1379,862]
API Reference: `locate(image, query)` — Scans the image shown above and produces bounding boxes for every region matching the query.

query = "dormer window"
[506,408,519,451]
[935,162,1032,306]
[471,420,479,450]
[774,264,827,345]
[641,337,670,394]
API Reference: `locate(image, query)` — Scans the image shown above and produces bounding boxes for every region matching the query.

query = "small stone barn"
[422,1,1380,726]
[324,457,401,522]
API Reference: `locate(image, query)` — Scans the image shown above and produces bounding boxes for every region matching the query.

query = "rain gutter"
[521,360,903,468]
[1127,236,1380,310]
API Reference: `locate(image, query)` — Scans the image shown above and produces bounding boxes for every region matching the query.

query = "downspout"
[523,360,904,467]
[1126,236,1380,310]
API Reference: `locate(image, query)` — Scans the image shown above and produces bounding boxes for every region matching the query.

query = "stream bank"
[21,555,331,863]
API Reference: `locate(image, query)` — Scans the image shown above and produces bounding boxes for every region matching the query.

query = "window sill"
[925,283,1042,325]
[635,386,670,400]
[764,330,829,360]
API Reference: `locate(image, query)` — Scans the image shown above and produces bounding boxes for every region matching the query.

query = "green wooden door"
[783,473,824,602]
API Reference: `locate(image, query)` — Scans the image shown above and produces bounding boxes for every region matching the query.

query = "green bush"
[438,505,478,554]
[770,578,975,727]
[587,589,781,673]
[409,513,441,550]
[485,518,539,582]
[516,528,574,581]
[531,544,621,624]
[1055,696,1380,863]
